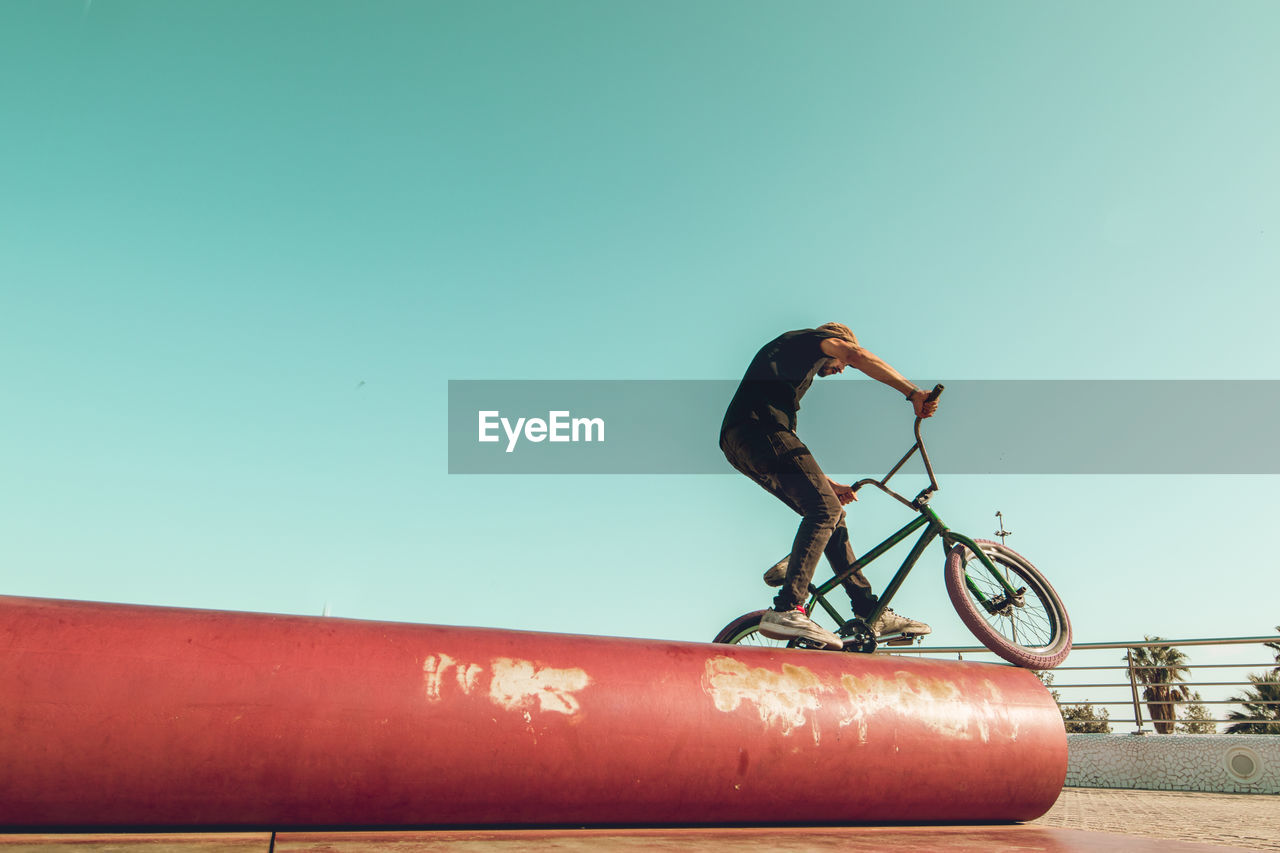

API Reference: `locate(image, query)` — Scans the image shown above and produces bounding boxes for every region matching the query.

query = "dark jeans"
[720,423,878,616]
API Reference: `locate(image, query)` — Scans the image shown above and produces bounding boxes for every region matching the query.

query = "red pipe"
[0,595,1065,828]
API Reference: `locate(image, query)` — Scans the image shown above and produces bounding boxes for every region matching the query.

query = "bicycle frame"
[803,389,1024,636]
[805,506,1019,632]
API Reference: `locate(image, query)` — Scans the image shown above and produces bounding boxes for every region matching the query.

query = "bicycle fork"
[945,531,1028,615]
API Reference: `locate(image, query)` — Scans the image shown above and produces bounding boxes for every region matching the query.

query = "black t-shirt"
[721,328,842,435]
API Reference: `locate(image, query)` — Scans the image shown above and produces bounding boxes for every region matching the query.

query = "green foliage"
[1037,669,1111,732]
[1061,702,1112,733]
[1176,691,1217,734]
[1032,670,1061,701]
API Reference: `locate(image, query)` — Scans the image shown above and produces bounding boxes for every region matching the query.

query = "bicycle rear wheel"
[711,610,840,650]
[944,539,1071,669]
[712,611,793,648]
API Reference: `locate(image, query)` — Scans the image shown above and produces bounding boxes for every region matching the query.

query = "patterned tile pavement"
[1031,787,1280,851]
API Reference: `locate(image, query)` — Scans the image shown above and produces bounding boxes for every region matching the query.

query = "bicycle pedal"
[883,635,918,647]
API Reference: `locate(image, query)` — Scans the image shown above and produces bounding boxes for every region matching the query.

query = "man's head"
[816,322,858,375]
[817,322,858,345]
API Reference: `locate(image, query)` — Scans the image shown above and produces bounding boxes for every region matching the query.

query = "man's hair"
[817,322,858,346]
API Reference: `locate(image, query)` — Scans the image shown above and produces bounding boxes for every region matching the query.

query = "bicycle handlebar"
[914,383,944,493]
[913,383,945,438]
[851,383,945,510]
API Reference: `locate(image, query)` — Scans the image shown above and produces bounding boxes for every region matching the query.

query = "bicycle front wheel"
[944,539,1071,669]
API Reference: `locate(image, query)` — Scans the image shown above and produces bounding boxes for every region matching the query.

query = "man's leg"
[725,426,874,610]
[762,513,879,615]
[824,512,879,617]
[824,508,931,636]
[720,426,843,648]
[727,428,844,608]
[723,425,930,638]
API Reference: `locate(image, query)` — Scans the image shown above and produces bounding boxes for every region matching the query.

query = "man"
[720,323,938,649]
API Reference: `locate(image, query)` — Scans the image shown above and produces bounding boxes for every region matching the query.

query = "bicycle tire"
[712,609,853,651]
[712,610,794,648]
[944,539,1072,669]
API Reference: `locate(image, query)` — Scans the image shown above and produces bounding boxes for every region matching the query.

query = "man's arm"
[819,337,938,418]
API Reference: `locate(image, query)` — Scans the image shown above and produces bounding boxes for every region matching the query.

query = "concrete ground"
[1031,787,1280,852]
[0,787,1275,851]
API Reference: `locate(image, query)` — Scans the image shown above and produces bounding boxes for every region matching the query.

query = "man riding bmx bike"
[720,323,938,649]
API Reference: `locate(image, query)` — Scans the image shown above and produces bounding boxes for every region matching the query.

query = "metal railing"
[891,635,1280,734]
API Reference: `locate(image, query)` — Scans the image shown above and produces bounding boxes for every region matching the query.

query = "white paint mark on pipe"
[489,658,591,716]
[702,657,826,739]
[423,654,589,717]
[703,656,1019,745]
[423,653,459,702]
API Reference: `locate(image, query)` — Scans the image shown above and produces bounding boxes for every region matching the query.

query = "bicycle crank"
[838,618,878,654]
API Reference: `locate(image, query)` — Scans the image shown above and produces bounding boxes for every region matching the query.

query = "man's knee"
[805,494,843,530]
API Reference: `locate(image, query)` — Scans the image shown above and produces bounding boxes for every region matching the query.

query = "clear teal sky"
[3,1,1278,652]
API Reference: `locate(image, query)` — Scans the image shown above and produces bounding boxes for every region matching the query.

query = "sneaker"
[870,608,932,637]
[762,558,787,587]
[759,607,842,649]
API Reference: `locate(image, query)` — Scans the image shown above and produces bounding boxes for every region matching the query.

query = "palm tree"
[1126,638,1190,734]
[1225,625,1280,734]
[1225,673,1280,734]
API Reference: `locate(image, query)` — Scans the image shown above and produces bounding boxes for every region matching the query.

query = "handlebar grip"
[924,384,944,403]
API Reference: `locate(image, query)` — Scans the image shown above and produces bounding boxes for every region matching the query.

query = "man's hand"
[829,479,858,505]
[909,389,939,419]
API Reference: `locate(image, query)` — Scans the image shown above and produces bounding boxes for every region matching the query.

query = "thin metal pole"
[994,511,1014,644]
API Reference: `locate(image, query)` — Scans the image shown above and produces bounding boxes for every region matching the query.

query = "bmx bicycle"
[712,385,1072,669]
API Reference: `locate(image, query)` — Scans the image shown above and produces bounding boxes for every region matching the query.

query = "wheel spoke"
[730,626,789,648]
[964,552,1058,651]
[944,539,1070,669]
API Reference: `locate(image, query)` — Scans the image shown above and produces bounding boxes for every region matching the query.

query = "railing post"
[1126,648,1146,734]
